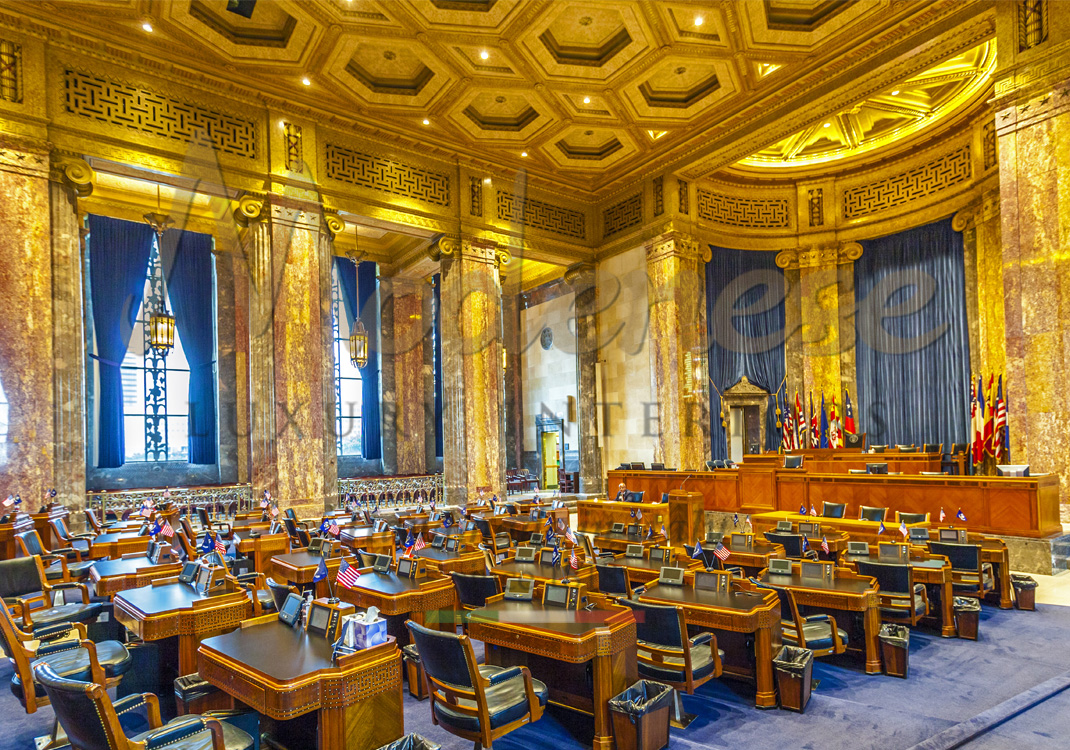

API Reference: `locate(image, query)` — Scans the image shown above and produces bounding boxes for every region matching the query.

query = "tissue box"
[349,616,388,650]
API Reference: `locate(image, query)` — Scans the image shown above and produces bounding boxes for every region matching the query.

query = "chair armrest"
[725,566,744,577]
[234,573,261,584]
[486,666,524,686]
[113,692,163,732]
[803,614,830,623]
[631,584,647,598]
[689,632,713,647]
[142,717,226,750]
[34,620,87,642]
[47,581,90,604]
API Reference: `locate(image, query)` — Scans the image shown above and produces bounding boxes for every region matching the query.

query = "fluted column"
[438,236,507,502]
[645,230,709,471]
[385,275,429,475]
[566,262,602,494]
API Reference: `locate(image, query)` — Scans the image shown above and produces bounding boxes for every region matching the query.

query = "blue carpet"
[3,603,1069,750]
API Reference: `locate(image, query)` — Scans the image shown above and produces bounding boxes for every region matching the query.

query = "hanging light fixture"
[144,184,175,355]
[348,225,369,369]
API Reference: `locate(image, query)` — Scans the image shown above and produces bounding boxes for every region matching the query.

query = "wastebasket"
[608,680,673,750]
[954,596,981,640]
[773,646,813,712]
[401,644,427,700]
[878,624,910,679]
[1011,574,1038,611]
[375,734,441,750]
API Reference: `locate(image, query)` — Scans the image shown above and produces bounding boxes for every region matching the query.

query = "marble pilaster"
[379,275,398,475]
[502,289,523,471]
[645,230,709,471]
[422,281,439,472]
[439,237,507,501]
[390,276,428,475]
[956,191,1005,379]
[565,262,603,494]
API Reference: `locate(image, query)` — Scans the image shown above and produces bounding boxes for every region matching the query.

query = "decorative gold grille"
[64,69,256,158]
[324,143,450,207]
[843,146,971,219]
[808,188,823,227]
[982,120,997,170]
[652,176,664,216]
[0,40,21,103]
[697,189,789,228]
[284,122,303,172]
[678,179,689,215]
[470,176,483,217]
[603,193,642,238]
[1018,0,1047,51]
[496,190,586,240]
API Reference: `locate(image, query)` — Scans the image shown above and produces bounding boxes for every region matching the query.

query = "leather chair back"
[406,620,475,689]
[859,506,888,523]
[265,578,296,612]
[0,556,44,599]
[628,491,645,503]
[17,530,46,557]
[595,565,630,596]
[896,444,917,453]
[197,507,211,527]
[52,518,73,542]
[763,532,805,558]
[34,664,114,750]
[870,445,887,453]
[622,599,684,650]
[897,512,928,525]
[451,573,500,609]
[85,510,103,534]
[857,560,911,595]
[821,502,847,519]
[950,443,968,455]
[922,443,943,454]
[473,518,492,541]
[929,542,981,572]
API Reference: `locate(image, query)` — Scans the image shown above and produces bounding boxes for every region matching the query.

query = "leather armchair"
[233,572,275,614]
[16,530,95,582]
[621,599,722,694]
[595,564,645,601]
[581,534,615,563]
[49,518,95,556]
[859,506,888,523]
[0,556,103,631]
[755,581,847,657]
[857,560,929,625]
[930,542,994,598]
[406,620,547,750]
[821,502,847,519]
[896,511,929,525]
[451,573,500,612]
[34,664,253,750]
[762,532,818,561]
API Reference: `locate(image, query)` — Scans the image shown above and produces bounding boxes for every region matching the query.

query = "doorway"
[541,431,559,490]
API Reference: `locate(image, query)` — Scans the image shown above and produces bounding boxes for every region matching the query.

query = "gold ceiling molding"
[738,41,997,169]
[775,243,863,270]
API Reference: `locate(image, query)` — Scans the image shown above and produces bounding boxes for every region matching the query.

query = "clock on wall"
[540,327,554,350]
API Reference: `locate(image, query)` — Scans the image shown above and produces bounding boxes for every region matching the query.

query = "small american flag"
[161,520,174,538]
[329,520,340,536]
[2,495,13,508]
[636,507,643,521]
[260,498,268,509]
[810,504,818,517]
[565,527,577,545]
[557,519,566,532]
[413,533,426,553]
[820,536,830,554]
[336,559,360,588]
[270,505,279,518]
[899,520,908,538]
[939,507,946,522]
[713,542,730,561]
[569,547,579,570]
[213,534,226,555]
[956,508,967,522]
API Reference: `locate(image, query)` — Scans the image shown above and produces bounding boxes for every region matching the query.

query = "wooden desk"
[90,555,183,598]
[89,531,150,559]
[842,551,956,637]
[114,581,251,674]
[271,551,344,590]
[488,559,597,591]
[0,513,34,560]
[639,582,780,707]
[500,511,569,543]
[467,598,637,750]
[198,619,402,750]
[236,532,290,574]
[758,450,944,474]
[32,506,70,549]
[593,531,666,553]
[756,567,881,674]
[605,555,701,586]
[751,511,928,545]
[922,530,1013,610]
[338,527,395,557]
[576,500,669,534]
[414,547,486,576]
[720,539,785,576]
[338,569,455,643]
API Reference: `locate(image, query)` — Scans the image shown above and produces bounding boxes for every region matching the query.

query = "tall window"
[331,265,363,456]
[120,236,192,462]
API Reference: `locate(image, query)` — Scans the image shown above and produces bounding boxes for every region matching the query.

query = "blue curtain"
[161,229,216,465]
[854,217,970,448]
[433,273,443,458]
[705,247,786,460]
[88,215,155,468]
[332,257,381,459]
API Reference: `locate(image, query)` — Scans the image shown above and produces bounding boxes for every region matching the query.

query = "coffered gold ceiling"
[0,0,996,194]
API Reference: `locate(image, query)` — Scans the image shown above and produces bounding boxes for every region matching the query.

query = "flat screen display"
[307,603,330,635]
[730,533,752,551]
[776,521,793,531]
[659,566,685,586]
[195,566,212,591]
[800,561,825,579]
[278,593,303,626]
[625,544,644,559]
[397,558,414,577]
[373,554,392,571]
[540,549,556,567]
[431,534,446,549]
[445,538,458,552]
[799,522,819,537]
[878,544,908,563]
[514,547,536,563]
[529,533,544,545]
[626,524,640,536]
[179,561,199,583]
[611,523,625,533]
[909,527,930,543]
[939,528,966,543]
[504,578,534,600]
[543,583,569,607]
[768,559,793,575]
[867,463,889,474]
[847,541,870,555]
[694,571,723,591]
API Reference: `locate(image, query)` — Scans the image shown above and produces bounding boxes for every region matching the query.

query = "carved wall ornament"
[233,195,265,226]
[496,189,586,240]
[697,188,790,228]
[323,210,346,238]
[775,242,862,270]
[324,142,451,207]
[55,156,95,197]
[843,145,971,219]
[603,193,642,238]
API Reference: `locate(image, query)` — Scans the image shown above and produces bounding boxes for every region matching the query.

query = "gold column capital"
[323,209,346,238]
[564,261,597,288]
[233,194,266,227]
[776,241,862,270]
[52,156,94,197]
[646,229,707,263]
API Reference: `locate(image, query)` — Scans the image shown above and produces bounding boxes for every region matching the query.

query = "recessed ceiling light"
[422,118,430,125]
[695,15,704,26]
[520,151,528,157]
[301,77,311,86]
[483,177,491,184]
[891,90,900,95]
[583,96,591,104]
[823,122,831,128]
[279,120,286,129]
[480,50,489,60]
[141,21,153,33]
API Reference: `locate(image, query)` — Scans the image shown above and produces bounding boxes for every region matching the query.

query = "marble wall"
[520,287,578,450]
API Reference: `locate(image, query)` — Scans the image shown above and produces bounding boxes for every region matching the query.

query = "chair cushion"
[254,590,275,612]
[432,670,548,732]
[131,715,253,750]
[14,602,103,631]
[175,674,220,703]
[636,641,724,684]
[13,640,131,701]
[783,620,849,652]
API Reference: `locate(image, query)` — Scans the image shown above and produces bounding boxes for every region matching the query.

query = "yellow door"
[542,432,559,489]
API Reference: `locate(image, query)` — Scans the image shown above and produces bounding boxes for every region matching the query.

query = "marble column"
[438,236,507,502]
[995,81,1070,506]
[422,280,439,473]
[0,135,54,500]
[502,288,523,472]
[242,195,337,516]
[645,230,709,471]
[389,276,429,475]
[379,276,398,475]
[957,190,1005,379]
[565,262,603,494]
[49,157,90,507]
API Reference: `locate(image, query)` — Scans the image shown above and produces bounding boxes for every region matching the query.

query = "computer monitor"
[730,533,753,552]
[397,557,415,578]
[178,561,199,583]
[543,582,579,609]
[372,554,392,572]
[306,602,331,636]
[514,546,536,563]
[799,522,820,537]
[624,544,644,559]
[540,549,557,567]
[506,505,519,515]
[145,540,157,560]
[800,561,828,580]
[278,592,303,627]
[909,527,931,544]
[611,523,625,534]
[846,541,870,556]
[658,566,685,586]
[784,455,804,469]
[626,524,641,536]
[494,506,506,516]
[504,577,534,601]
[768,559,793,576]
[997,464,1030,477]
[866,463,889,474]
[430,534,445,549]
[776,520,793,532]
[939,528,967,543]
[444,537,459,553]
[195,565,212,592]
[650,547,673,565]
[529,532,544,546]
[878,543,909,564]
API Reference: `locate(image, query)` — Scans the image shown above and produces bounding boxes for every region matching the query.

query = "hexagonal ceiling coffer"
[188,0,296,47]
[346,44,435,96]
[764,0,853,31]
[539,8,632,68]
[639,64,720,108]
[463,93,540,131]
[555,131,623,160]
[430,0,500,11]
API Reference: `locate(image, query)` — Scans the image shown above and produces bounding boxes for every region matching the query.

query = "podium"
[667,491,704,547]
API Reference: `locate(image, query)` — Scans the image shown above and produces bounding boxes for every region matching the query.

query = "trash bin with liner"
[375,734,441,750]
[954,596,982,640]
[1011,574,1038,611]
[608,680,674,750]
[878,624,910,678]
[773,646,814,712]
